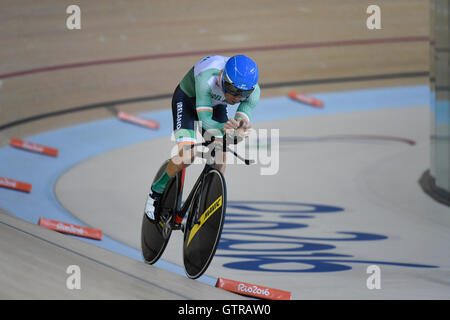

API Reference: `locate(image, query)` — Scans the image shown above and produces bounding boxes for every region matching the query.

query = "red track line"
[280,135,416,146]
[0,36,429,80]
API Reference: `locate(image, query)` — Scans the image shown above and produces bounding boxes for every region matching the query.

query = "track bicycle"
[141,134,252,279]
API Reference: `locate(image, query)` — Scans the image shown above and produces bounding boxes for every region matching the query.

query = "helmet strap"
[219,70,226,94]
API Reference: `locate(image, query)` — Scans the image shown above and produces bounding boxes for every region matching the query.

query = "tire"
[141,160,179,264]
[183,168,227,279]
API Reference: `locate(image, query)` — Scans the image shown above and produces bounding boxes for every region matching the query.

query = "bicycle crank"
[161,215,172,240]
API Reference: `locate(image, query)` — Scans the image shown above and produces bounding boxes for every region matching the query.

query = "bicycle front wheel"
[183,168,227,279]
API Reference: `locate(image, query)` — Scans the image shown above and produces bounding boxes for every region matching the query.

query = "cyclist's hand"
[223,118,251,140]
[224,119,240,135]
[235,119,252,138]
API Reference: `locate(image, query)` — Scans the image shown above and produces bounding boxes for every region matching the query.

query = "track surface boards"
[2,0,449,300]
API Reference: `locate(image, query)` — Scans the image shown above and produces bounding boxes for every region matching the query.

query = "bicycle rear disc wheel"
[141,160,178,264]
[183,168,226,279]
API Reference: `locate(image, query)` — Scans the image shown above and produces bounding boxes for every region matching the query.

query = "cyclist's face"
[224,92,242,105]
[220,71,242,105]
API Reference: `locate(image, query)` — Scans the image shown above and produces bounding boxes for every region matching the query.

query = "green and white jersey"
[179,55,260,133]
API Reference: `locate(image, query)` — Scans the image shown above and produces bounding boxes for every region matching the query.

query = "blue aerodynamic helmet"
[222,55,258,98]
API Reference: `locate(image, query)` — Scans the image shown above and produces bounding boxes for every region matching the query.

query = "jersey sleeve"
[195,70,226,134]
[234,84,260,123]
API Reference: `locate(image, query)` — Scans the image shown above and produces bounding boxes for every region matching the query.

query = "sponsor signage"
[10,138,58,157]
[288,91,323,107]
[215,277,291,300]
[38,217,102,240]
[117,111,159,129]
[0,177,32,192]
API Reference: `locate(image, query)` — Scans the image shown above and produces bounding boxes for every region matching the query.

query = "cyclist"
[145,54,260,222]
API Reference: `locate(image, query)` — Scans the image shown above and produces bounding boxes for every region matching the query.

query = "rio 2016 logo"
[215,201,437,274]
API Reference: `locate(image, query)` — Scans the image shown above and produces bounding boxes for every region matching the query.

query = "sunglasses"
[222,76,254,99]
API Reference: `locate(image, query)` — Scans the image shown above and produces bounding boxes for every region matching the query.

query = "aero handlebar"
[190,135,254,165]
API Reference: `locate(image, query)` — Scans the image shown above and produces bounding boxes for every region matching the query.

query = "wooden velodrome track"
[0,0,428,144]
[3,0,449,300]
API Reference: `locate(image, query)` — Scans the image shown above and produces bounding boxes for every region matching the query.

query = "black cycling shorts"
[171,85,228,144]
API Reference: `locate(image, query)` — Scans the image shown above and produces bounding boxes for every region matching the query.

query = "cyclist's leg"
[152,85,197,194]
[166,130,197,176]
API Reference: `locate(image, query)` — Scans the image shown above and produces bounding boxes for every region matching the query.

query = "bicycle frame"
[174,139,218,223]
[169,134,253,228]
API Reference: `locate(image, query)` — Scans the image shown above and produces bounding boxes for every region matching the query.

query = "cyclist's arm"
[195,73,226,135]
[196,108,226,133]
[234,84,260,124]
